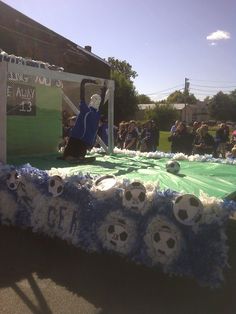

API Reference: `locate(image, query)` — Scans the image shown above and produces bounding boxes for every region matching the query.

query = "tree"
[208,91,236,121]
[166,90,197,105]
[106,57,139,123]
[107,57,138,81]
[110,70,138,124]
[145,104,179,131]
[230,89,236,102]
[137,94,153,104]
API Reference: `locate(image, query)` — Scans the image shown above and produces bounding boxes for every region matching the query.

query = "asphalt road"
[0,221,236,314]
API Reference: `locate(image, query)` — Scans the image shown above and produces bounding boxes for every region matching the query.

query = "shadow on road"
[0,221,236,314]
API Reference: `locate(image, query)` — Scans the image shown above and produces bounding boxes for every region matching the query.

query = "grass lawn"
[159,131,171,152]
[158,129,216,152]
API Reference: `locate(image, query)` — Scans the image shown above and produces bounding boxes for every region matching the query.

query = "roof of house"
[0,1,110,78]
[138,103,157,110]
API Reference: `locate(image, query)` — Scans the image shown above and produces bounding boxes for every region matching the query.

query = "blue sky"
[2,0,236,101]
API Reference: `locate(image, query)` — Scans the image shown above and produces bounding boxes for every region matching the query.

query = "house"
[171,101,210,123]
[0,1,111,79]
[136,103,157,120]
[136,101,210,123]
[0,2,116,162]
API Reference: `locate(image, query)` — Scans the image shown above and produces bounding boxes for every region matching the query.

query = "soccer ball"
[48,176,64,197]
[98,211,136,254]
[166,160,180,174]
[144,216,182,265]
[93,175,117,198]
[173,194,203,225]
[6,170,20,191]
[123,181,146,213]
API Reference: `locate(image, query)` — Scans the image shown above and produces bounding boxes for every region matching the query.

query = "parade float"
[1,53,236,288]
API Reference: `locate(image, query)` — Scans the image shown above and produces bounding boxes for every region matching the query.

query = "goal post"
[0,61,114,163]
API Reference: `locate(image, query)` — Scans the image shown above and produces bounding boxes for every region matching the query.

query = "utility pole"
[184,78,190,123]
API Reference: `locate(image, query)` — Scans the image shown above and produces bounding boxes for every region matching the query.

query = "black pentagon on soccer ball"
[108,225,115,234]
[153,232,160,242]
[120,231,128,242]
[10,183,15,189]
[50,180,55,187]
[175,196,183,204]
[138,191,146,202]
[190,197,199,207]
[125,190,132,201]
[118,219,126,225]
[57,186,63,194]
[178,209,188,220]
[194,213,202,223]
[167,238,175,249]
[162,225,171,231]
[170,163,175,167]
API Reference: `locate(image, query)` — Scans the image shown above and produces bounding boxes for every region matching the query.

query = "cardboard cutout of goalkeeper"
[62,79,108,162]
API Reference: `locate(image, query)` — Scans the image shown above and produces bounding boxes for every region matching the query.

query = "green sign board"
[7,74,62,158]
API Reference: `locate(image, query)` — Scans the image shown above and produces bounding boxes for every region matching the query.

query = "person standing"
[123,121,139,150]
[170,120,179,134]
[150,120,160,151]
[168,122,192,155]
[215,123,229,158]
[140,121,152,152]
[192,124,215,155]
[116,121,127,148]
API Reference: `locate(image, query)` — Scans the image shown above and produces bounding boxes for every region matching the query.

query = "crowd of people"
[168,120,236,158]
[116,119,159,152]
[60,113,236,158]
[60,116,160,153]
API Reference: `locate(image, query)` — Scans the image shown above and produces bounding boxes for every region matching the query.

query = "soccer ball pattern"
[144,216,182,265]
[48,176,64,197]
[123,181,146,212]
[173,194,203,225]
[98,212,136,254]
[6,170,20,191]
[166,160,180,174]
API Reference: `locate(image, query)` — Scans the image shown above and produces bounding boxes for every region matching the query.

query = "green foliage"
[145,104,179,131]
[230,89,236,102]
[106,57,139,123]
[208,91,236,121]
[107,57,138,81]
[166,90,197,104]
[137,94,153,104]
[111,70,138,124]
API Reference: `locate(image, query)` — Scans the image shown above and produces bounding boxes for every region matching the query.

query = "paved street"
[0,221,236,314]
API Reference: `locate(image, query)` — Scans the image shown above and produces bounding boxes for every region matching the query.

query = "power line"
[190,88,234,92]
[190,78,236,84]
[191,84,236,89]
[146,84,183,95]
[144,79,235,98]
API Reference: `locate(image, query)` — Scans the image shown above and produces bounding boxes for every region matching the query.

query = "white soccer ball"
[48,176,64,197]
[98,212,136,255]
[166,160,180,174]
[144,216,182,265]
[93,175,117,198]
[6,170,20,191]
[173,194,203,225]
[123,181,147,213]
